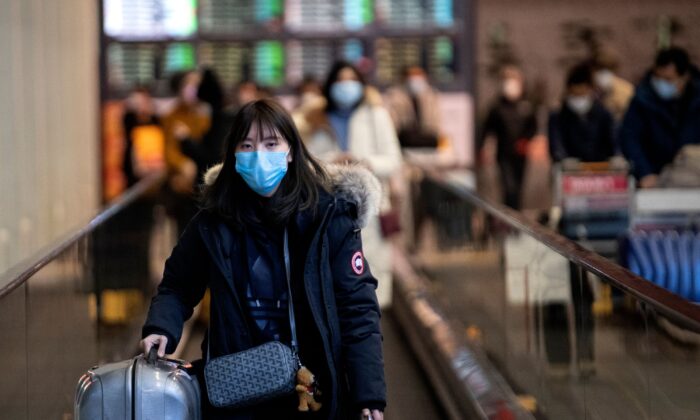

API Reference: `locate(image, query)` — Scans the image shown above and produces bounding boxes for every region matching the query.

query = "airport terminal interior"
[2,0,700,419]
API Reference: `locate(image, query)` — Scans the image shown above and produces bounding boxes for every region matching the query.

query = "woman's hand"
[361,408,383,420]
[140,334,168,357]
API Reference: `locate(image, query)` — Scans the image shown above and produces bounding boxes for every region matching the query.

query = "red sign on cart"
[562,174,628,195]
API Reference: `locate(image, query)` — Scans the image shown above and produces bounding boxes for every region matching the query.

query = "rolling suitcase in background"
[75,348,201,419]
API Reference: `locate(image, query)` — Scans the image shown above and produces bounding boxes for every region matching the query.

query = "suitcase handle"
[147,347,159,365]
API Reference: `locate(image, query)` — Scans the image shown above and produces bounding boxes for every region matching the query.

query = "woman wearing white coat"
[297,61,403,307]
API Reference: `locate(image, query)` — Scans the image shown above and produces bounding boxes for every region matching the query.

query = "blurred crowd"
[119,60,452,306]
[479,46,700,210]
[118,45,699,246]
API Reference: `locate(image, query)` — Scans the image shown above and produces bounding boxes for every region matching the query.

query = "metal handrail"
[0,171,166,299]
[427,170,700,332]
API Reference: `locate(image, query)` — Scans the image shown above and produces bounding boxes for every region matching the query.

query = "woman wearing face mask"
[590,51,634,123]
[384,65,442,148]
[162,70,211,234]
[141,99,386,420]
[299,61,402,308]
[548,63,616,163]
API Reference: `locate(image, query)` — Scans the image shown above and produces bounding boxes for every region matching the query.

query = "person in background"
[479,63,538,209]
[122,86,162,187]
[227,80,262,114]
[384,65,442,148]
[590,50,634,124]
[179,68,234,182]
[141,99,386,420]
[162,71,210,234]
[299,61,402,308]
[96,86,164,317]
[548,63,616,163]
[620,47,700,188]
[291,75,327,143]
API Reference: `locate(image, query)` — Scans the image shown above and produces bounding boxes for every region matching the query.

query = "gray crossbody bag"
[204,228,302,409]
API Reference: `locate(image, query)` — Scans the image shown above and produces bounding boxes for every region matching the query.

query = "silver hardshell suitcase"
[75,349,201,419]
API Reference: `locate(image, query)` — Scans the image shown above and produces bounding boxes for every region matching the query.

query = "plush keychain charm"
[295,366,322,412]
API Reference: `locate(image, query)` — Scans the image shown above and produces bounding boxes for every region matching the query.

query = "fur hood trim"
[202,163,381,228]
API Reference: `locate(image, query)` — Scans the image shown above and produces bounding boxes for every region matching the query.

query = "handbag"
[204,229,301,409]
[379,209,401,237]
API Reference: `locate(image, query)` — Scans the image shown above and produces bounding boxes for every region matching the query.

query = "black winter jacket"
[142,164,386,419]
[548,100,616,163]
[620,72,700,179]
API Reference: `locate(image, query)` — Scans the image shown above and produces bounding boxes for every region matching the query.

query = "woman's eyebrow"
[242,134,279,141]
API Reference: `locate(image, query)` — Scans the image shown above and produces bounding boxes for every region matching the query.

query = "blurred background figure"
[292,75,327,143]
[300,60,402,307]
[479,63,538,210]
[620,47,700,188]
[227,79,262,114]
[384,65,442,149]
[163,70,210,234]
[122,86,164,187]
[590,49,634,124]
[548,63,616,163]
[178,68,233,183]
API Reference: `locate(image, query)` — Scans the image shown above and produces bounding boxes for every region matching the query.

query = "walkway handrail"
[0,171,166,299]
[426,169,700,332]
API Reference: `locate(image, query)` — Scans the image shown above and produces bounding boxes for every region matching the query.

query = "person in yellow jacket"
[591,51,634,124]
[162,70,211,233]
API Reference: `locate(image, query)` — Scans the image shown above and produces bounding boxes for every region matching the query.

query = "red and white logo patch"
[351,251,364,275]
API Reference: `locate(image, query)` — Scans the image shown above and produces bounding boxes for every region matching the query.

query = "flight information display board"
[104,0,197,40]
[102,0,467,97]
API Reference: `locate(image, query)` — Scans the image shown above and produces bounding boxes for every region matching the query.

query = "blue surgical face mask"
[651,77,679,100]
[235,150,289,196]
[330,80,363,110]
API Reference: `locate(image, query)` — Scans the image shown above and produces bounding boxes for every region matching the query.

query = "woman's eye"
[266,141,278,148]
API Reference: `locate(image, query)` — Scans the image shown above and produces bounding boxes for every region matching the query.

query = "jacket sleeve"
[365,107,402,180]
[547,111,567,162]
[142,218,209,354]
[619,97,652,178]
[601,108,617,157]
[328,209,387,410]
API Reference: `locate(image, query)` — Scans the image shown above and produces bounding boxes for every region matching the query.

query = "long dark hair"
[322,60,366,112]
[201,99,330,228]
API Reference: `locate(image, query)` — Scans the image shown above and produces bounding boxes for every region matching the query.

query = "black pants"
[498,157,526,210]
[540,263,595,364]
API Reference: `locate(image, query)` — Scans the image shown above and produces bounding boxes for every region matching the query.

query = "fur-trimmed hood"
[202,162,381,228]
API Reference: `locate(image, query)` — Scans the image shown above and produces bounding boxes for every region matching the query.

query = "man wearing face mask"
[620,47,700,188]
[384,65,441,148]
[548,64,616,163]
[479,64,538,209]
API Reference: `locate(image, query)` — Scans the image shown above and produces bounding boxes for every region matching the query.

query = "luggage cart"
[553,158,633,255]
[551,158,633,319]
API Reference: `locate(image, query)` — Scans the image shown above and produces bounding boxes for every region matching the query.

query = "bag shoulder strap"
[207,227,298,361]
[283,228,298,354]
